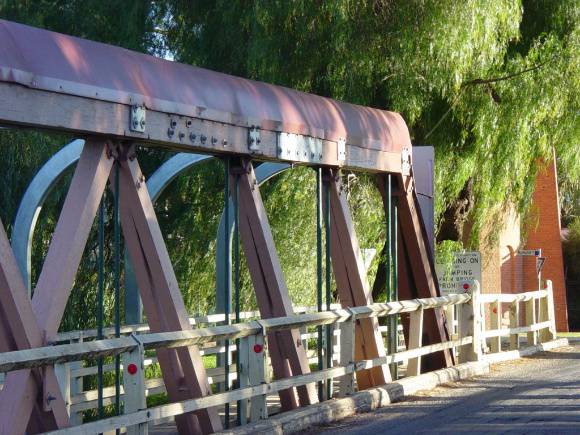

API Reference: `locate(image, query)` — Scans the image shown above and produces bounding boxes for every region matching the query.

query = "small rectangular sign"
[435,251,481,295]
[518,249,541,257]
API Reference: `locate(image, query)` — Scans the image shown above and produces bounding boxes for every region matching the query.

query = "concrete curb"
[217,339,569,435]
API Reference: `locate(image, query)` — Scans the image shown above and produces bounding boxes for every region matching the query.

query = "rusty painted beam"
[115,144,222,434]
[377,174,453,371]
[0,83,403,174]
[323,169,391,389]
[234,160,318,411]
[0,140,112,434]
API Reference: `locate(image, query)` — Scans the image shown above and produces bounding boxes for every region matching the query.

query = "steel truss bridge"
[0,19,565,435]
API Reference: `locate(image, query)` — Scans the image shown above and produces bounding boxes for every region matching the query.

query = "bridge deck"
[309,341,580,434]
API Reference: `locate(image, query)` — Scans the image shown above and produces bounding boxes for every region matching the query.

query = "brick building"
[479,149,568,331]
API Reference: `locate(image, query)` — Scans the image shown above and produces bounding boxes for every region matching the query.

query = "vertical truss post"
[316,167,324,400]
[233,170,242,426]
[322,168,391,390]
[115,144,221,434]
[324,174,333,399]
[113,161,122,428]
[232,160,317,411]
[97,194,105,419]
[391,194,399,377]
[223,158,231,428]
[385,174,398,378]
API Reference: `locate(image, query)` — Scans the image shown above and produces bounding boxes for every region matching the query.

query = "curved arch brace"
[215,162,291,314]
[12,139,85,292]
[147,153,212,202]
[12,142,211,302]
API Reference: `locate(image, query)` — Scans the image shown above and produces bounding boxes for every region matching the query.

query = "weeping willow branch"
[425,55,558,140]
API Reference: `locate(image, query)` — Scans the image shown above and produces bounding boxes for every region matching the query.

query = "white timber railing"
[0,280,558,434]
[17,304,406,424]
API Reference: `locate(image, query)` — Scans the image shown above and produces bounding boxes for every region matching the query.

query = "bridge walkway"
[308,341,580,434]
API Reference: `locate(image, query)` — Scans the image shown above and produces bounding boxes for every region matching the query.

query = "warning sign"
[435,251,481,295]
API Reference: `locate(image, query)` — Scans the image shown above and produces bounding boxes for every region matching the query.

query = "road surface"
[308,342,580,434]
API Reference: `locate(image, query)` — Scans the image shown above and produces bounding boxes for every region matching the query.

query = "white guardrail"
[0,280,557,434]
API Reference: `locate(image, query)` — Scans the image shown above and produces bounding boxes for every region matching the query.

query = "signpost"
[518,248,544,289]
[435,251,482,295]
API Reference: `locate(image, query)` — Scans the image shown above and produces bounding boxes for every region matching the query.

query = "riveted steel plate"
[130,105,146,133]
[277,133,323,163]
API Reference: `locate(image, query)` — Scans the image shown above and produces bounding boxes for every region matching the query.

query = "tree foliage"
[164,0,579,243]
[0,1,577,327]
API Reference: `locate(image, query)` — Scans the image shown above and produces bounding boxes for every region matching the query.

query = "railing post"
[525,295,538,346]
[509,301,520,350]
[539,280,557,342]
[547,280,557,340]
[338,309,356,397]
[239,322,269,424]
[406,304,424,376]
[458,281,481,363]
[58,333,83,425]
[123,335,147,435]
[445,304,456,359]
[70,332,84,425]
[54,359,71,421]
[490,300,501,353]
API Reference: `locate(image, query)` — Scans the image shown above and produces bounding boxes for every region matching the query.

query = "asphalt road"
[307,342,580,434]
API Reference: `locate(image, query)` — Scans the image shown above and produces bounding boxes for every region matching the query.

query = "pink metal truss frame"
[0,19,451,435]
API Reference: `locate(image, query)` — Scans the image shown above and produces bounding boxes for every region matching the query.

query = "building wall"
[522,152,568,331]
[479,151,568,331]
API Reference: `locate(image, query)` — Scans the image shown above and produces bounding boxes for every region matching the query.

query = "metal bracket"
[248,126,261,153]
[255,319,268,339]
[277,133,323,163]
[401,147,411,176]
[130,105,146,133]
[337,138,346,161]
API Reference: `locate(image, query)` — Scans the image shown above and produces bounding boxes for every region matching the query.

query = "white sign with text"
[435,251,481,295]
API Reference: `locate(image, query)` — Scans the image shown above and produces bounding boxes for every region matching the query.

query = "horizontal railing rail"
[0,294,469,372]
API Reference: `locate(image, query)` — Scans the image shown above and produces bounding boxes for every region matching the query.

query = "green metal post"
[97,195,105,418]
[223,159,231,427]
[391,194,399,379]
[386,175,396,377]
[113,162,121,430]
[234,172,242,425]
[324,174,332,399]
[316,168,323,400]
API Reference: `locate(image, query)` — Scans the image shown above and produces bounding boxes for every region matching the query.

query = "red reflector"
[463,283,470,290]
[127,363,138,375]
[253,344,263,353]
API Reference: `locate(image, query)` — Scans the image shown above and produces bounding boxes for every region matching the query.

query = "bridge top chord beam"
[0,19,410,173]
